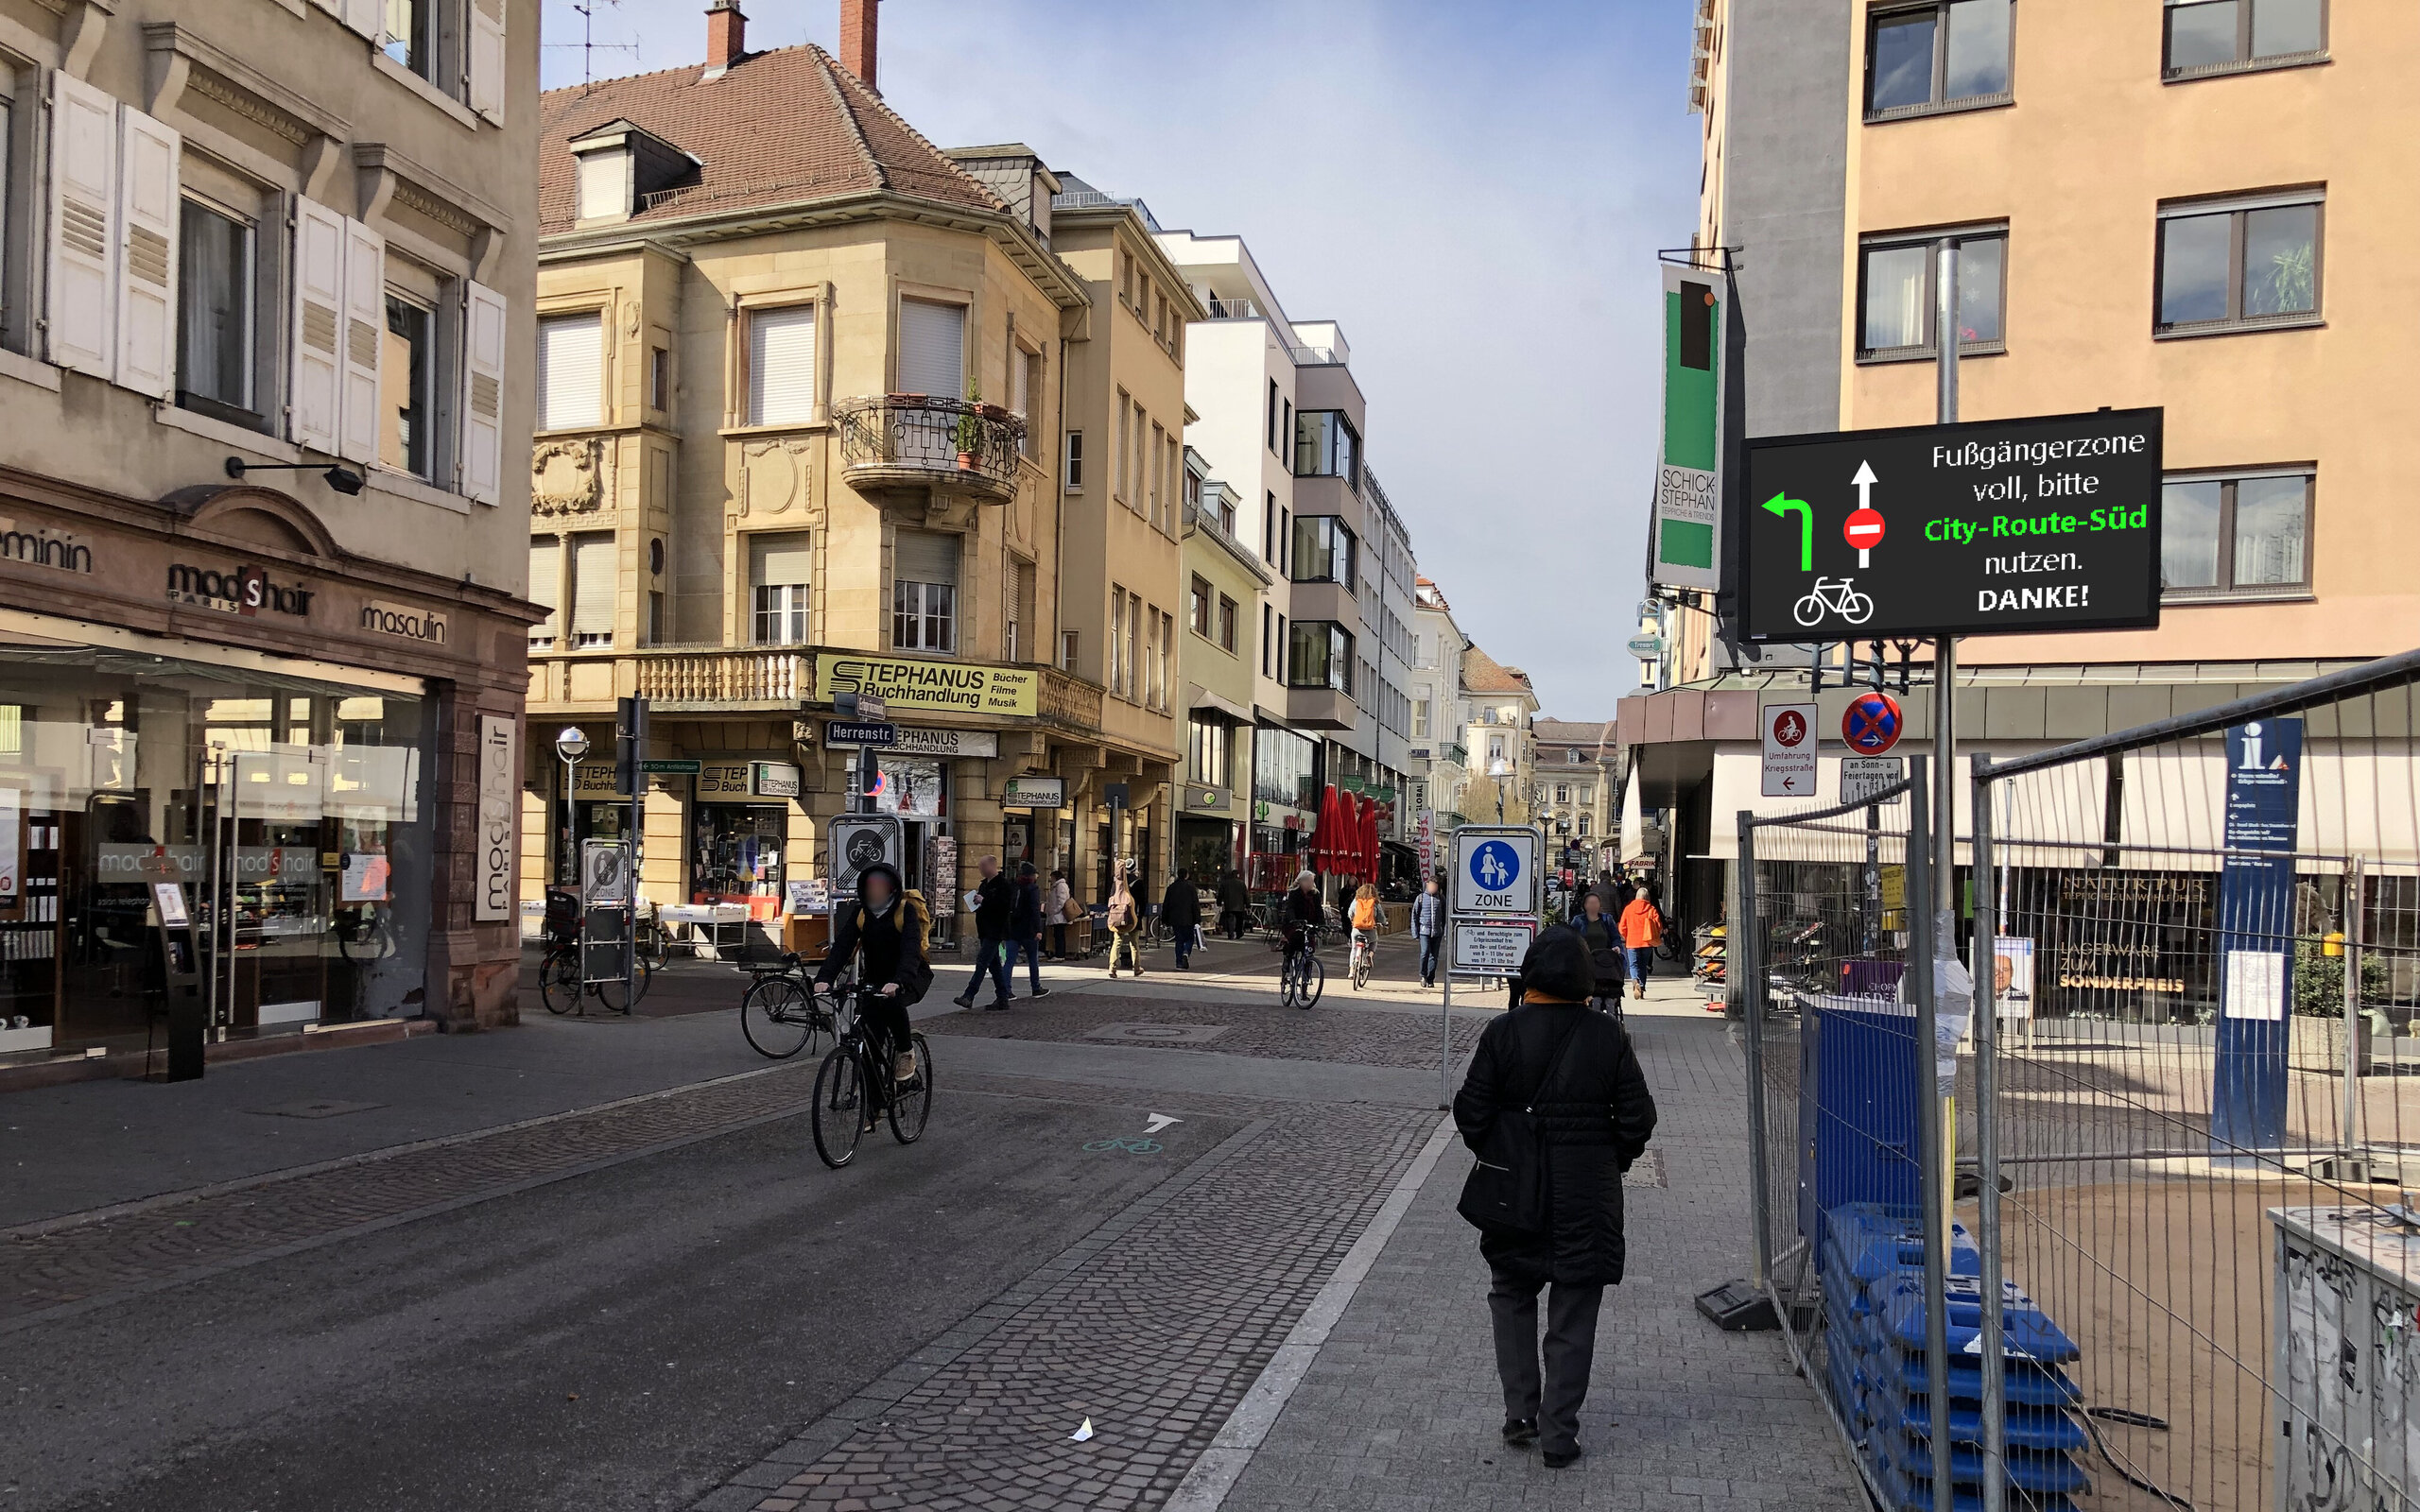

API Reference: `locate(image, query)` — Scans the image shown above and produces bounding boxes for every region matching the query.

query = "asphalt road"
[3,1084,1233,1511]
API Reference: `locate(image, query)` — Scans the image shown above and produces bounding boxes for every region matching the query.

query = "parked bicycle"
[739,952,839,1058]
[808,982,933,1168]
[538,887,652,1015]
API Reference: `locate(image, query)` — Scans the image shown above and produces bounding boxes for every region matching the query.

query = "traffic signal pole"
[1933,235,1960,925]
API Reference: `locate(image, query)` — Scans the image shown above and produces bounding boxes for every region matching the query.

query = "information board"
[1740,407,2163,642]
[1451,918,1538,977]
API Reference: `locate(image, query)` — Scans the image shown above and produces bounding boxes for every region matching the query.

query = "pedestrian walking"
[1048,869,1075,958]
[1571,892,1623,1012]
[1162,869,1202,970]
[1453,929,1658,1470]
[1005,861,1050,998]
[1104,871,1143,979]
[1617,885,1662,1000]
[1585,869,1623,919]
[1410,875,1445,988]
[1218,867,1251,940]
[952,855,1016,1010]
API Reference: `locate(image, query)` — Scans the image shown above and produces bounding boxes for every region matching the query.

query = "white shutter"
[307,0,342,16]
[459,280,507,506]
[896,299,963,400]
[749,532,812,589]
[469,0,506,124]
[289,197,345,453]
[746,304,816,426]
[114,107,180,400]
[894,527,959,586]
[570,533,616,645]
[337,216,386,465]
[527,538,561,646]
[44,73,116,379]
[536,311,601,430]
[343,0,380,39]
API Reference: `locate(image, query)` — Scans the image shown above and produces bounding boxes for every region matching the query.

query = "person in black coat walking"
[1005,862,1049,999]
[1453,929,1657,1469]
[1161,870,1201,970]
[953,856,1017,1010]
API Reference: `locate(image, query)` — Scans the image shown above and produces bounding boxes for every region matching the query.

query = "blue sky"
[542,0,1699,716]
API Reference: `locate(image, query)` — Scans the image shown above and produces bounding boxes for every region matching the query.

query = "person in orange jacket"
[1616,886,1663,1000]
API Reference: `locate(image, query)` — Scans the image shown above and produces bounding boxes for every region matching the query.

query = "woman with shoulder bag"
[1047,869,1076,958]
[1452,930,1657,1470]
[1104,872,1143,979]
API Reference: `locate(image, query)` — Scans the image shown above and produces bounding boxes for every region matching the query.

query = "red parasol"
[1314,784,1340,872]
[1362,795,1379,878]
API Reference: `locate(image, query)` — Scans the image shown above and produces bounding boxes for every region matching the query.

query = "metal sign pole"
[1970,756,2006,1512]
[1907,758,1951,1512]
[1439,917,1454,1110]
[1933,236,1961,926]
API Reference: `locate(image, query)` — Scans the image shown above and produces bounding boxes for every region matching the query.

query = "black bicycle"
[809,984,933,1168]
[739,952,838,1058]
[539,924,653,1015]
[1277,925,1325,1009]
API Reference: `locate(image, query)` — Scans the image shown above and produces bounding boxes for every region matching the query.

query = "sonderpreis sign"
[1740,408,2162,642]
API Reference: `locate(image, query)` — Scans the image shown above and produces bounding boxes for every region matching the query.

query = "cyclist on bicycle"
[1348,882,1381,988]
[812,863,932,1092]
[1279,869,1324,986]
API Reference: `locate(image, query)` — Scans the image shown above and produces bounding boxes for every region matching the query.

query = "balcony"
[835,396,1027,505]
[636,647,810,710]
[1203,295,1260,319]
[1039,666,1105,732]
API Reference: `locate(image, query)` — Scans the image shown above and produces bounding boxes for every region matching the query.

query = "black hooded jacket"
[814,864,931,1003]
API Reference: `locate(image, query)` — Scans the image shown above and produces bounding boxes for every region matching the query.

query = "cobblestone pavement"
[1214,1013,1865,1512]
[926,989,1489,1071]
[0,1057,821,1328]
[695,1102,1441,1512]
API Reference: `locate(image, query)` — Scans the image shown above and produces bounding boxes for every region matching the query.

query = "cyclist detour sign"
[1739,407,2163,642]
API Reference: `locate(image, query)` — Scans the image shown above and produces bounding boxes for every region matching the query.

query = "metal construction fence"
[1740,648,2420,1512]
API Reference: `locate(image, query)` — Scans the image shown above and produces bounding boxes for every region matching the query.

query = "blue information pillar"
[2211,718,2303,1157]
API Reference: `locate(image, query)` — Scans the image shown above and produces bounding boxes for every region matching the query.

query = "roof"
[1531,718,1614,747]
[1461,645,1533,696]
[538,44,1007,234]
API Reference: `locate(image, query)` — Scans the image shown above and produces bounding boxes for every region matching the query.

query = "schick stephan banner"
[1651,262,1722,593]
[1739,408,2163,641]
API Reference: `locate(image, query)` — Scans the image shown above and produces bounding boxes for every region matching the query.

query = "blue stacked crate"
[1820,1203,2092,1511]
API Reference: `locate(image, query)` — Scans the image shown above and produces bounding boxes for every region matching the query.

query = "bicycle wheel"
[810,1045,869,1169]
[1300,952,1325,1007]
[888,1033,933,1144]
[1280,954,1300,1008]
[1352,942,1371,990]
[742,977,819,1059]
[592,953,651,1014]
[539,949,580,1015]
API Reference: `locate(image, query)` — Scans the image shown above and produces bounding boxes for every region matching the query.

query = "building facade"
[1408,576,1472,834]
[1531,717,1614,866]
[1459,644,1540,828]
[0,0,542,1062]
[521,10,1116,940]
[1175,448,1268,880]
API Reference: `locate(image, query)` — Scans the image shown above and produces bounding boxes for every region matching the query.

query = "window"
[382,295,433,477]
[2157,195,2322,335]
[1115,392,1131,501]
[1412,698,1430,739]
[1489,734,1507,764]
[648,591,665,645]
[1290,516,1358,588]
[750,532,811,644]
[1266,378,1279,453]
[1263,491,1278,562]
[1865,0,2012,119]
[383,0,432,78]
[528,539,562,649]
[896,298,964,400]
[1125,593,1143,701]
[1063,430,1084,490]
[1009,558,1034,662]
[1555,784,1571,805]
[1293,410,1359,485]
[1218,594,1238,654]
[1282,400,1291,457]
[748,304,817,426]
[570,532,614,648]
[1218,490,1236,537]
[1151,609,1173,710]
[1015,347,1042,456]
[1578,814,1591,837]
[1062,629,1080,673]
[1121,250,1135,307]
[1190,575,1213,637]
[1286,621,1354,693]
[648,345,670,410]
[2161,470,2313,597]
[1188,717,1230,787]
[2165,0,2324,77]
[1567,748,1584,764]
[1260,603,1272,678]
[1110,586,1128,697]
[177,198,257,424]
[1858,229,2006,358]
[537,311,604,430]
[1150,421,1166,524]
[892,528,959,652]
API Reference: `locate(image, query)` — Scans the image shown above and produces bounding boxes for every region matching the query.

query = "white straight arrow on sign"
[1850,460,1878,567]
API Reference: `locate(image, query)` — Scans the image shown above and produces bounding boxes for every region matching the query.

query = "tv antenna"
[544,0,639,91]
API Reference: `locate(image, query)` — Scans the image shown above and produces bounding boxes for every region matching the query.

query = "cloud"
[541,0,1695,714]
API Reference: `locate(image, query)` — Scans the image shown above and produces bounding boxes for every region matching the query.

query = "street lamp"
[554,727,590,887]
[1489,759,1511,822]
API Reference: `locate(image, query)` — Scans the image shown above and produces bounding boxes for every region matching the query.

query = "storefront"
[1176,783,1240,882]
[1248,723,1322,893]
[691,760,800,919]
[0,486,534,1061]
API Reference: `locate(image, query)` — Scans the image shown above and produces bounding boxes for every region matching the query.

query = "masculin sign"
[1740,408,2163,642]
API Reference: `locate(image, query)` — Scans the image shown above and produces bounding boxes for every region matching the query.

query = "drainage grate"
[1623,1149,1668,1188]
[1082,1022,1232,1046]
[248,1100,386,1120]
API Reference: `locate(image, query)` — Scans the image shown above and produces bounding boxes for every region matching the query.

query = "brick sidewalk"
[1213,1014,1863,1512]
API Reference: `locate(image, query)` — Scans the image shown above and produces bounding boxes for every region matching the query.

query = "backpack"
[1352,895,1378,929]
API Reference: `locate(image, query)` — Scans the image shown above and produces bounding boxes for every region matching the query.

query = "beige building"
[1458,644,1540,827]
[1176,447,1270,878]
[0,0,542,1061]
[523,7,1162,940]
[1530,718,1614,862]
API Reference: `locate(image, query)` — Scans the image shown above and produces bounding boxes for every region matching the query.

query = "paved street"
[3,939,1856,1511]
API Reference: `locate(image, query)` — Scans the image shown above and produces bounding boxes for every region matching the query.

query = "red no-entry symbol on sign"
[1842,692,1903,754]
[1844,507,1885,568]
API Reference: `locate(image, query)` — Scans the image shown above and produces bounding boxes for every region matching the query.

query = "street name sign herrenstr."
[1740,407,2163,642]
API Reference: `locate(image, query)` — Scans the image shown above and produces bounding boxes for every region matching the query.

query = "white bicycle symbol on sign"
[1792,576,1875,627]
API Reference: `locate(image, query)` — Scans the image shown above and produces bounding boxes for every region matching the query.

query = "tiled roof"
[1461,645,1533,695]
[538,44,1006,235]
[1532,718,1613,746]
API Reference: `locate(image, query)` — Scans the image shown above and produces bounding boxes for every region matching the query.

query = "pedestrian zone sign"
[1451,826,1539,917]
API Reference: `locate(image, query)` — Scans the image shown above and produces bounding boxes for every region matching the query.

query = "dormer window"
[567,120,700,224]
[575,144,632,222]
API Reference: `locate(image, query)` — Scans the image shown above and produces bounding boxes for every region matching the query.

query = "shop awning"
[1189,688,1253,724]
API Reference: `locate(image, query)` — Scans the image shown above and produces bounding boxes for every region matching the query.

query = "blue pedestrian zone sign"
[1451,827,1539,916]
[1470,841,1521,892]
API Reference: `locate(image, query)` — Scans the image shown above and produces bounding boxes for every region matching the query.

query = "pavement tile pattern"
[927,991,1488,1071]
[0,1058,827,1326]
[1216,1015,1866,1512]
[701,1103,1439,1512]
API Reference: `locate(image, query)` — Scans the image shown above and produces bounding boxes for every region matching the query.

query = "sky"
[540,0,1700,717]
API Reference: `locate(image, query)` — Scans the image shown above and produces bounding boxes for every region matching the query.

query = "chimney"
[839,0,879,94]
[705,0,746,72]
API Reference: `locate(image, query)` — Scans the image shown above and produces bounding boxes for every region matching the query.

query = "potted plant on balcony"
[955,385,984,472]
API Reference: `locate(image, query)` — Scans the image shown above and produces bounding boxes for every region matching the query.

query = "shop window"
[750,532,811,644]
[2161,469,2313,598]
[537,310,603,430]
[569,532,615,648]
[1188,716,1230,787]
[892,527,959,654]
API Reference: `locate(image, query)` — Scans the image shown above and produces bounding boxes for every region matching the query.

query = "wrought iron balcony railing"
[835,396,1027,503]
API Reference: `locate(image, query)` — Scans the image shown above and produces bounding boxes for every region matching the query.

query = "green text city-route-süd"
[1926,506,2148,545]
